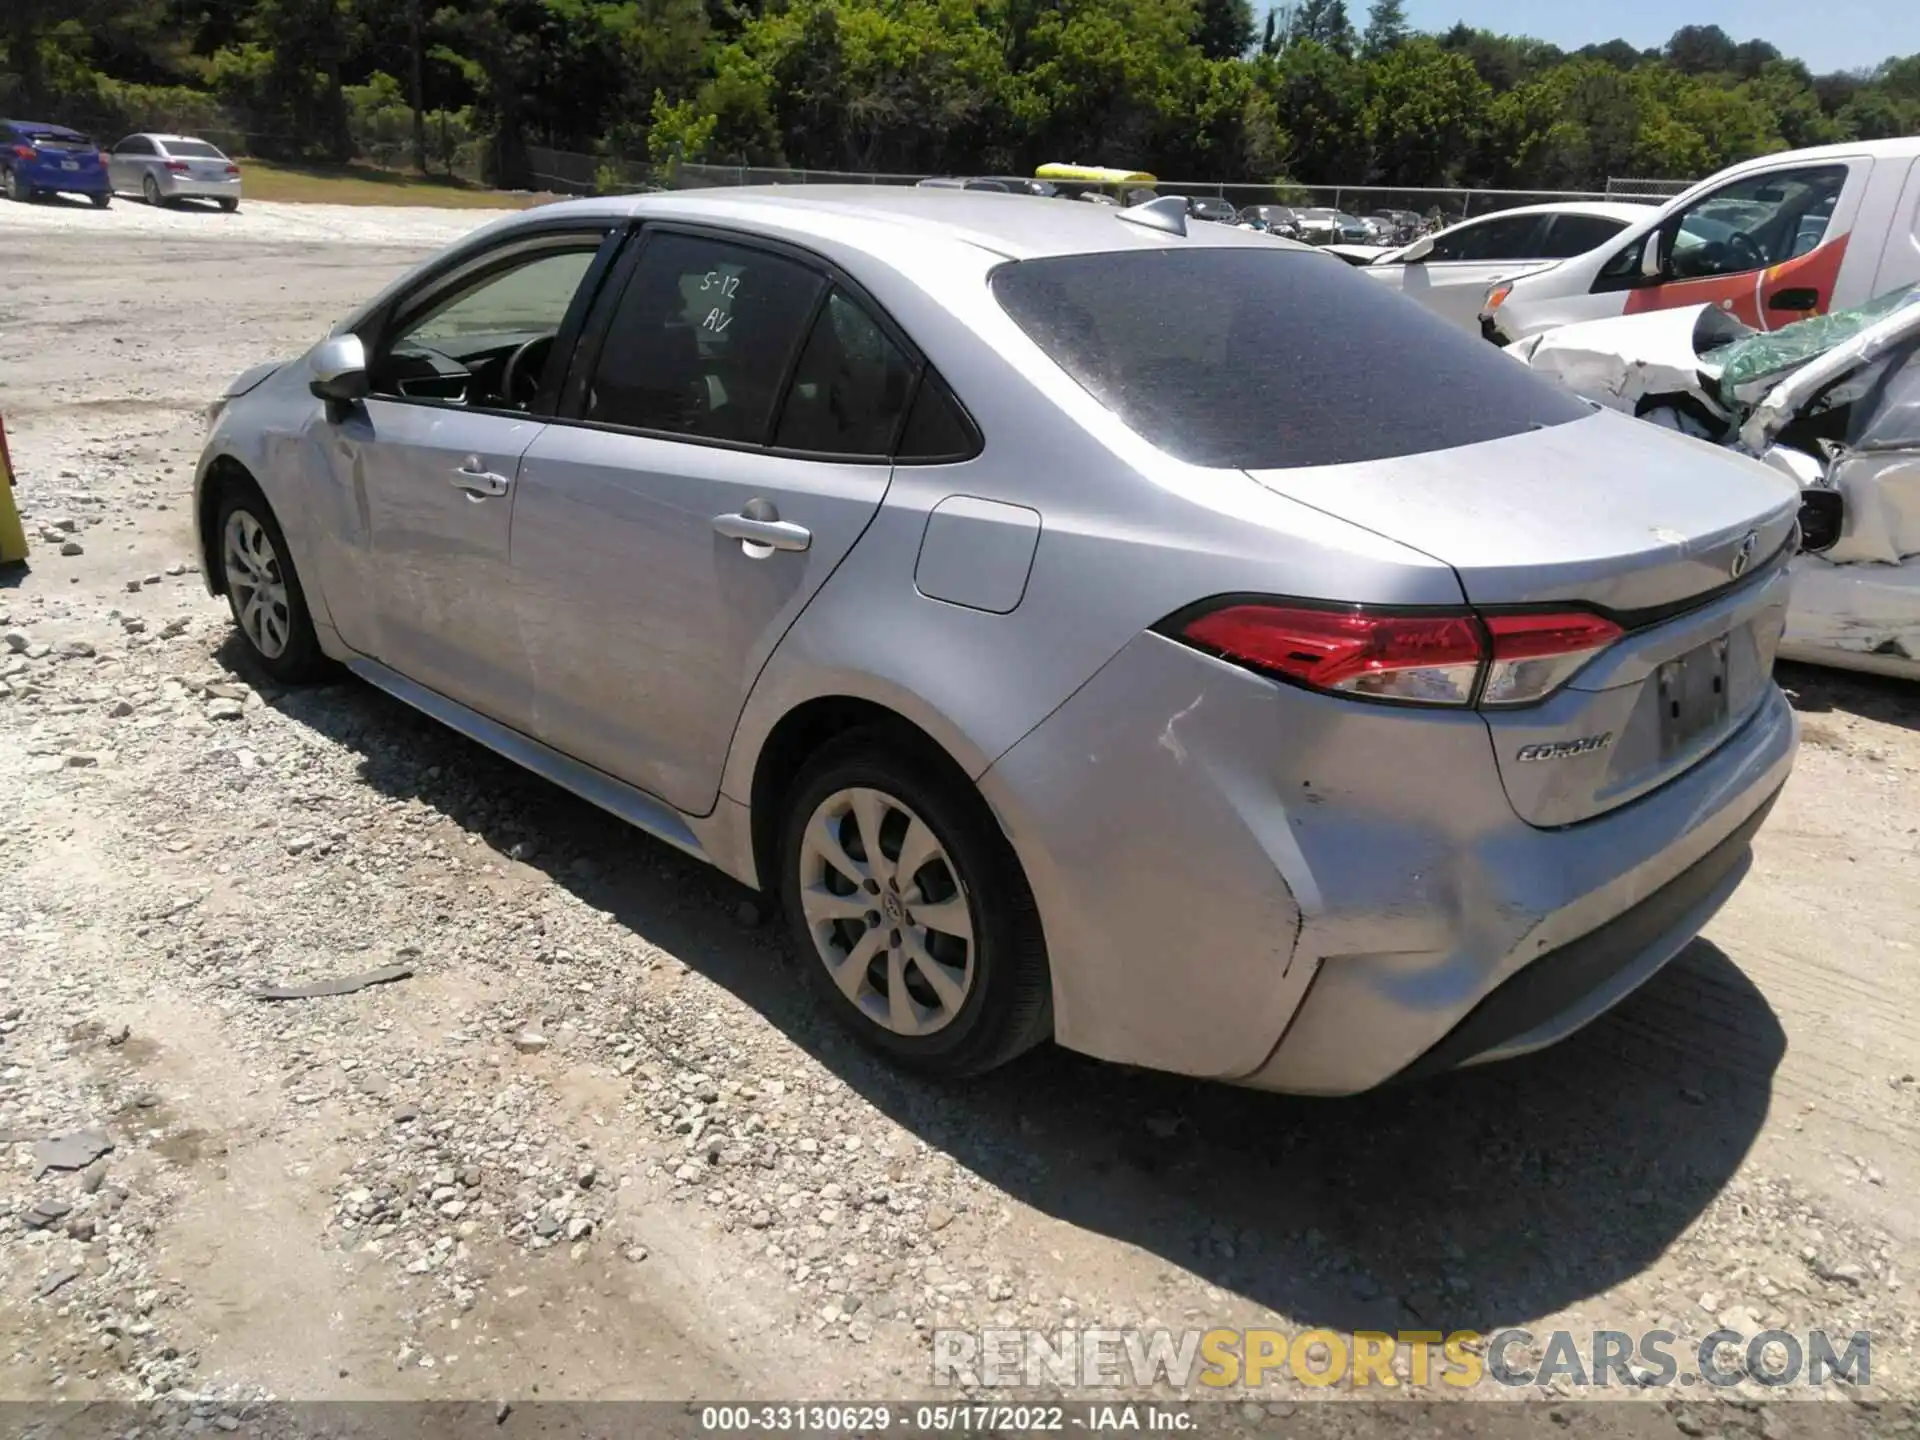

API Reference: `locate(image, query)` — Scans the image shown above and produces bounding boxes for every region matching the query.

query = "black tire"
[218,197,239,213]
[143,174,164,207]
[91,192,111,209]
[3,169,32,203]
[213,482,328,684]
[777,730,1051,1077]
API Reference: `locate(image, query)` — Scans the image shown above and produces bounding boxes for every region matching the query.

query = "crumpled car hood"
[1506,304,1751,415]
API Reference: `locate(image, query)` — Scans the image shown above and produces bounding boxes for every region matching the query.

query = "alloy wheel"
[222,509,292,659]
[797,786,975,1037]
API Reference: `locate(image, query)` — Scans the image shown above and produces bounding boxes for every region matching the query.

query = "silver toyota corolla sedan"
[193,188,1801,1093]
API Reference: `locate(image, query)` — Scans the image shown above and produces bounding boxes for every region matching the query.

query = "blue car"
[2,120,112,207]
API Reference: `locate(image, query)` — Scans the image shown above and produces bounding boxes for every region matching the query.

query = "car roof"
[1442,200,1654,228]
[509,186,1318,262]
[5,120,85,137]
[142,133,218,145]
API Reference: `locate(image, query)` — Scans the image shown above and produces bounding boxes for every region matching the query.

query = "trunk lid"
[1245,411,1801,826]
[1244,409,1799,614]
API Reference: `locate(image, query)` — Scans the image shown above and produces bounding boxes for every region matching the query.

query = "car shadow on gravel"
[254,652,1786,1337]
[1778,660,1920,735]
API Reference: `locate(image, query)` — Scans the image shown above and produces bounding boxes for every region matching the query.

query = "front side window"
[991,249,1590,469]
[586,231,824,445]
[1665,165,1848,280]
[1537,213,1629,260]
[773,289,915,457]
[1427,214,1547,262]
[373,243,601,409]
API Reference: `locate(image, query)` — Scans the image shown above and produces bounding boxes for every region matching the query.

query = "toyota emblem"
[1730,531,1758,578]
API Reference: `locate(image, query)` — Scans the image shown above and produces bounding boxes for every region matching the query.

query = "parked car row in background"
[1,121,243,210]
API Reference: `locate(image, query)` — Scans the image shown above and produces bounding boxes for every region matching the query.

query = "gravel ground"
[2,199,1918,1432]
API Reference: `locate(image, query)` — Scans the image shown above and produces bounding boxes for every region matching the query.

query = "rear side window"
[991,249,1590,469]
[588,232,825,445]
[896,373,979,461]
[773,289,915,457]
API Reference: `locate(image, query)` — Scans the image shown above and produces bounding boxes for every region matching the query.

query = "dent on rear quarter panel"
[976,630,1523,1081]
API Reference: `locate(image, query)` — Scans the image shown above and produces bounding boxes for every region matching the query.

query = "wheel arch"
[744,693,985,900]
[196,454,261,596]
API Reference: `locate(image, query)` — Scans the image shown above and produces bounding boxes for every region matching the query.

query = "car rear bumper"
[162,175,241,200]
[978,631,1797,1094]
[24,166,109,194]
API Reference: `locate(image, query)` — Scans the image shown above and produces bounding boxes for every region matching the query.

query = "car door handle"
[451,460,509,498]
[713,511,811,553]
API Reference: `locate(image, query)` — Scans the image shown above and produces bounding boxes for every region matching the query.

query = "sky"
[1397,1,1917,75]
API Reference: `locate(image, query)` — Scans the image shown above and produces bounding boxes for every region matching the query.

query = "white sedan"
[1326,201,1657,332]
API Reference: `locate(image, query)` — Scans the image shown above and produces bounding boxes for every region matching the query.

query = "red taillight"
[224,164,240,176]
[1179,603,1486,705]
[165,159,190,173]
[1170,601,1622,708]
[1480,611,1623,706]
[11,145,35,161]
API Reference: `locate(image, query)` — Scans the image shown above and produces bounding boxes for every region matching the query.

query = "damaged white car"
[1511,286,1920,681]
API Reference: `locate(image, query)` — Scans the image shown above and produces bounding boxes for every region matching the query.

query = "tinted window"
[990,249,1590,469]
[163,140,225,159]
[773,289,915,457]
[115,136,154,156]
[896,373,978,462]
[1539,213,1628,259]
[588,232,824,445]
[1428,214,1545,262]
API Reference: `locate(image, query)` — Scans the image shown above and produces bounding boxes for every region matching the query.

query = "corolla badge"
[1516,734,1614,763]
[1730,531,1758,578]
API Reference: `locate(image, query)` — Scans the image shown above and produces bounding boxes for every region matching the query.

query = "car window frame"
[355,220,626,422]
[1425,212,1550,263]
[113,135,152,157]
[555,219,982,467]
[1593,163,1851,294]
[1536,212,1629,261]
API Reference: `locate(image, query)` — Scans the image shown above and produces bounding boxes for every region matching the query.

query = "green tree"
[1665,23,1737,76]
[1290,0,1354,59]
[1363,35,1487,184]
[1193,0,1253,61]
[1360,0,1406,59]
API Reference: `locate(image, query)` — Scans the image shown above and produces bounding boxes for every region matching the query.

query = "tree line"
[3,0,1918,192]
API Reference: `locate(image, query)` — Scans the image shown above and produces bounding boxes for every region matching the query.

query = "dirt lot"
[2,195,1918,1429]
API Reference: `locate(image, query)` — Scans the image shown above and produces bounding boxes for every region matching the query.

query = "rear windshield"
[989,248,1591,469]
[164,140,226,159]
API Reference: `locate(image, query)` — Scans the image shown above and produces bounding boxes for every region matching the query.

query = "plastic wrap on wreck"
[1715,284,1920,407]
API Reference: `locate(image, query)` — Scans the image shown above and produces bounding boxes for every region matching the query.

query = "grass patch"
[236,159,548,209]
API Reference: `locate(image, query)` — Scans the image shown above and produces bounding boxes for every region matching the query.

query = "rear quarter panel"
[717,225,1464,822]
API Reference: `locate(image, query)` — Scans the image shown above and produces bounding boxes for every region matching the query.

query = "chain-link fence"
[1607,176,1695,200]
[523,150,1657,227]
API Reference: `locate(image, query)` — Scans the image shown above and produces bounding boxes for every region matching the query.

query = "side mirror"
[309,334,370,405]
[1399,235,1434,263]
[1797,488,1844,554]
[1639,231,1667,279]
